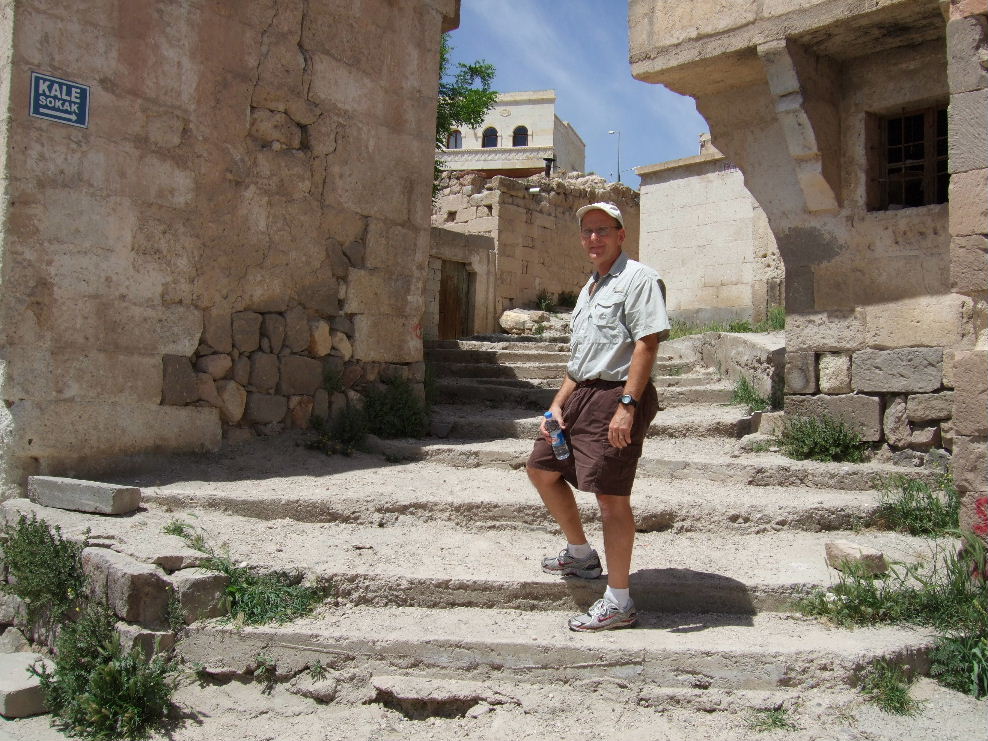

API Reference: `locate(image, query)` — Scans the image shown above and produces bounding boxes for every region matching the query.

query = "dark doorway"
[439,260,470,340]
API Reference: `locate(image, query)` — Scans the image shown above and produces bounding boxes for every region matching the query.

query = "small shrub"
[364,378,429,438]
[930,634,988,699]
[727,319,753,333]
[731,375,770,412]
[860,661,919,715]
[254,653,276,693]
[875,472,960,537]
[535,288,553,312]
[557,290,578,308]
[746,708,798,732]
[777,413,865,463]
[32,602,174,741]
[533,322,546,336]
[764,304,786,331]
[309,660,328,681]
[0,514,86,629]
[308,405,369,456]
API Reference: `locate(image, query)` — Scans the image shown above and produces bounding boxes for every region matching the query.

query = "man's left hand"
[608,403,635,449]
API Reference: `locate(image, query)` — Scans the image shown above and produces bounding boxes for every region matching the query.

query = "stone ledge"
[27,476,141,515]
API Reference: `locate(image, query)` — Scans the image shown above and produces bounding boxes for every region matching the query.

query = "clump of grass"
[364,377,429,438]
[860,661,920,715]
[732,375,770,411]
[746,708,798,732]
[535,288,553,312]
[308,405,369,456]
[163,519,208,552]
[930,634,988,699]
[667,307,786,339]
[875,472,960,537]
[762,304,786,331]
[776,413,865,463]
[31,602,175,740]
[533,322,546,336]
[557,290,578,308]
[0,514,86,630]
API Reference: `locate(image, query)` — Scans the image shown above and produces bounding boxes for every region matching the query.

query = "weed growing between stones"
[165,521,324,625]
[32,602,175,740]
[308,406,369,456]
[533,322,546,336]
[800,531,988,697]
[0,513,86,630]
[253,653,276,693]
[535,288,554,312]
[746,708,798,732]
[668,308,786,340]
[776,413,865,463]
[860,661,920,715]
[875,472,960,537]
[557,290,578,308]
[731,375,770,412]
[364,377,429,438]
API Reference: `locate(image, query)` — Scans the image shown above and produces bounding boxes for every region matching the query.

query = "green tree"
[435,34,497,195]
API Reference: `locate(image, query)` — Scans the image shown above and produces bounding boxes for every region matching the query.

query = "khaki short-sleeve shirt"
[567,252,670,383]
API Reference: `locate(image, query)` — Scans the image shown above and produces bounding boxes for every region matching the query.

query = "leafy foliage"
[930,634,988,699]
[308,405,369,456]
[875,472,960,537]
[32,602,174,740]
[0,514,86,629]
[535,288,554,312]
[776,413,865,463]
[364,378,430,438]
[860,661,920,715]
[731,375,770,412]
[556,290,578,309]
[434,34,497,195]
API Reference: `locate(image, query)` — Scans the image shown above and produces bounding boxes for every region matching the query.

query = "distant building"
[439,90,585,177]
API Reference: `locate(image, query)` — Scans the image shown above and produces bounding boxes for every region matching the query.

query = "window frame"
[481,127,499,148]
[512,125,529,147]
[866,104,948,211]
[446,130,462,149]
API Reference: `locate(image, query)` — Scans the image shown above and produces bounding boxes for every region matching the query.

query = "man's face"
[580,209,625,273]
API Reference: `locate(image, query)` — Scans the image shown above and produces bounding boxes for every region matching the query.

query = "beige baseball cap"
[576,202,624,227]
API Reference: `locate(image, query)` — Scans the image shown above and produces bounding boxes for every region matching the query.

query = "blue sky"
[446,0,710,186]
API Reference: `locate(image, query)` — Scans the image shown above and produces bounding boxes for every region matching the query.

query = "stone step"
[425,348,571,365]
[434,380,734,409]
[177,607,935,693]
[429,402,747,440]
[431,362,569,380]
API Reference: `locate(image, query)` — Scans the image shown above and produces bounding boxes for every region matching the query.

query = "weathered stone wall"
[629,0,986,531]
[0,0,457,496]
[433,171,640,318]
[638,138,783,324]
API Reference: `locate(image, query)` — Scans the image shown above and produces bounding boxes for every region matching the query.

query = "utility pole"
[608,130,621,183]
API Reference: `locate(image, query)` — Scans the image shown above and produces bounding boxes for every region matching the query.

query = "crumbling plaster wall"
[433,171,640,319]
[0,0,457,496]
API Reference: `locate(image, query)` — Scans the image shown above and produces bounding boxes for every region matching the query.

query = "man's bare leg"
[596,494,635,589]
[527,465,588,546]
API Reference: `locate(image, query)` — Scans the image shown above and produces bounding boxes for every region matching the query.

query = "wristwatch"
[619,393,638,407]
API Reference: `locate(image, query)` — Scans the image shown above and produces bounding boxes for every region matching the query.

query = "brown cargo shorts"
[527,379,659,496]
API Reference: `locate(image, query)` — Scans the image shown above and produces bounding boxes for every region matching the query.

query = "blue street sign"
[29,72,89,128]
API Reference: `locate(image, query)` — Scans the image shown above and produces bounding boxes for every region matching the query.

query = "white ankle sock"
[604,586,630,609]
[567,542,593,559]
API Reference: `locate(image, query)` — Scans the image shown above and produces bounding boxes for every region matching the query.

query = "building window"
[482,127,498,148]
[446,130,462,149]
[512,126,529,147]
[868,106,948,210]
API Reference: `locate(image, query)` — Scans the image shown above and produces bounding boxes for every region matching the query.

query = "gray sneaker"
[568,598,638,632]
[542,548,602,579]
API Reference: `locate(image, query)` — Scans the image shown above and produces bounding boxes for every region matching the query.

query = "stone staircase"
[3,331,979,737]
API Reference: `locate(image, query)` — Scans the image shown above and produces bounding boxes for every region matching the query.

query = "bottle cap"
[543,411,553,418]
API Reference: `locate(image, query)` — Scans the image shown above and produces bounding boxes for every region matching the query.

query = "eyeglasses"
[580,226,617,239]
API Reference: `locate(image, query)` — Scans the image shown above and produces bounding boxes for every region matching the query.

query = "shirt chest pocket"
[589,294,627,343]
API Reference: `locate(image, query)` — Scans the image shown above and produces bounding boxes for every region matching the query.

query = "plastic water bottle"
[544,411,570,460]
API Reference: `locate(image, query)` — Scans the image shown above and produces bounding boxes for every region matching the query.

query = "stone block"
[825,540,888,576]
[214,380,247,424]
[279,356,323,396]
[312,389,329,421]
[284,306,310,352]
[288,395,314,428]
[0,594,26,626]
[27,476,141,515]
[161,355,198,405]
[309,320,333,357]
[232,312,263,353]
[941,419,955,451]
[784,351,816,394]
[0,652,51,718]
[262,313,286,354]
[818,353,851,394]
[168,568,229,624]
[249,108,302,149]
[196,373,222,407]
[947,15,988,94]
[245,393,288,424]
[952,435,987,493]
[960,492,988,541]
[112,534,208,573]
[331,330,353,361]
[115,623,175,659]
[950,235,988,295]
[786,311,865,352]
[202,309,232,353]
[249,352,280,393]
[949,169,988,237]
[81,548,170,629]
[907,392,955,422]
[195,353,232,380]
[952,350,988,436]
[883,396,911,448]
[233,355,251,386]
[298,280,340,316]
[910,425,942,451]
[784,394,882,441]
[352,314,421,363]
[331,315,355,336]
[0,627,30,653]
[948,88,988,174]
[852,348,943,393]
[861,295,976,350]
[943,349,957,389]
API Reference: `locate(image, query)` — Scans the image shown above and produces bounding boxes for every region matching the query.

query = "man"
[526,202,669,631]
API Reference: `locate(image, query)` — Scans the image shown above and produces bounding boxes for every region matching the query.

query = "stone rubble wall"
[0,0,457,496]
[433,171,640,319]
